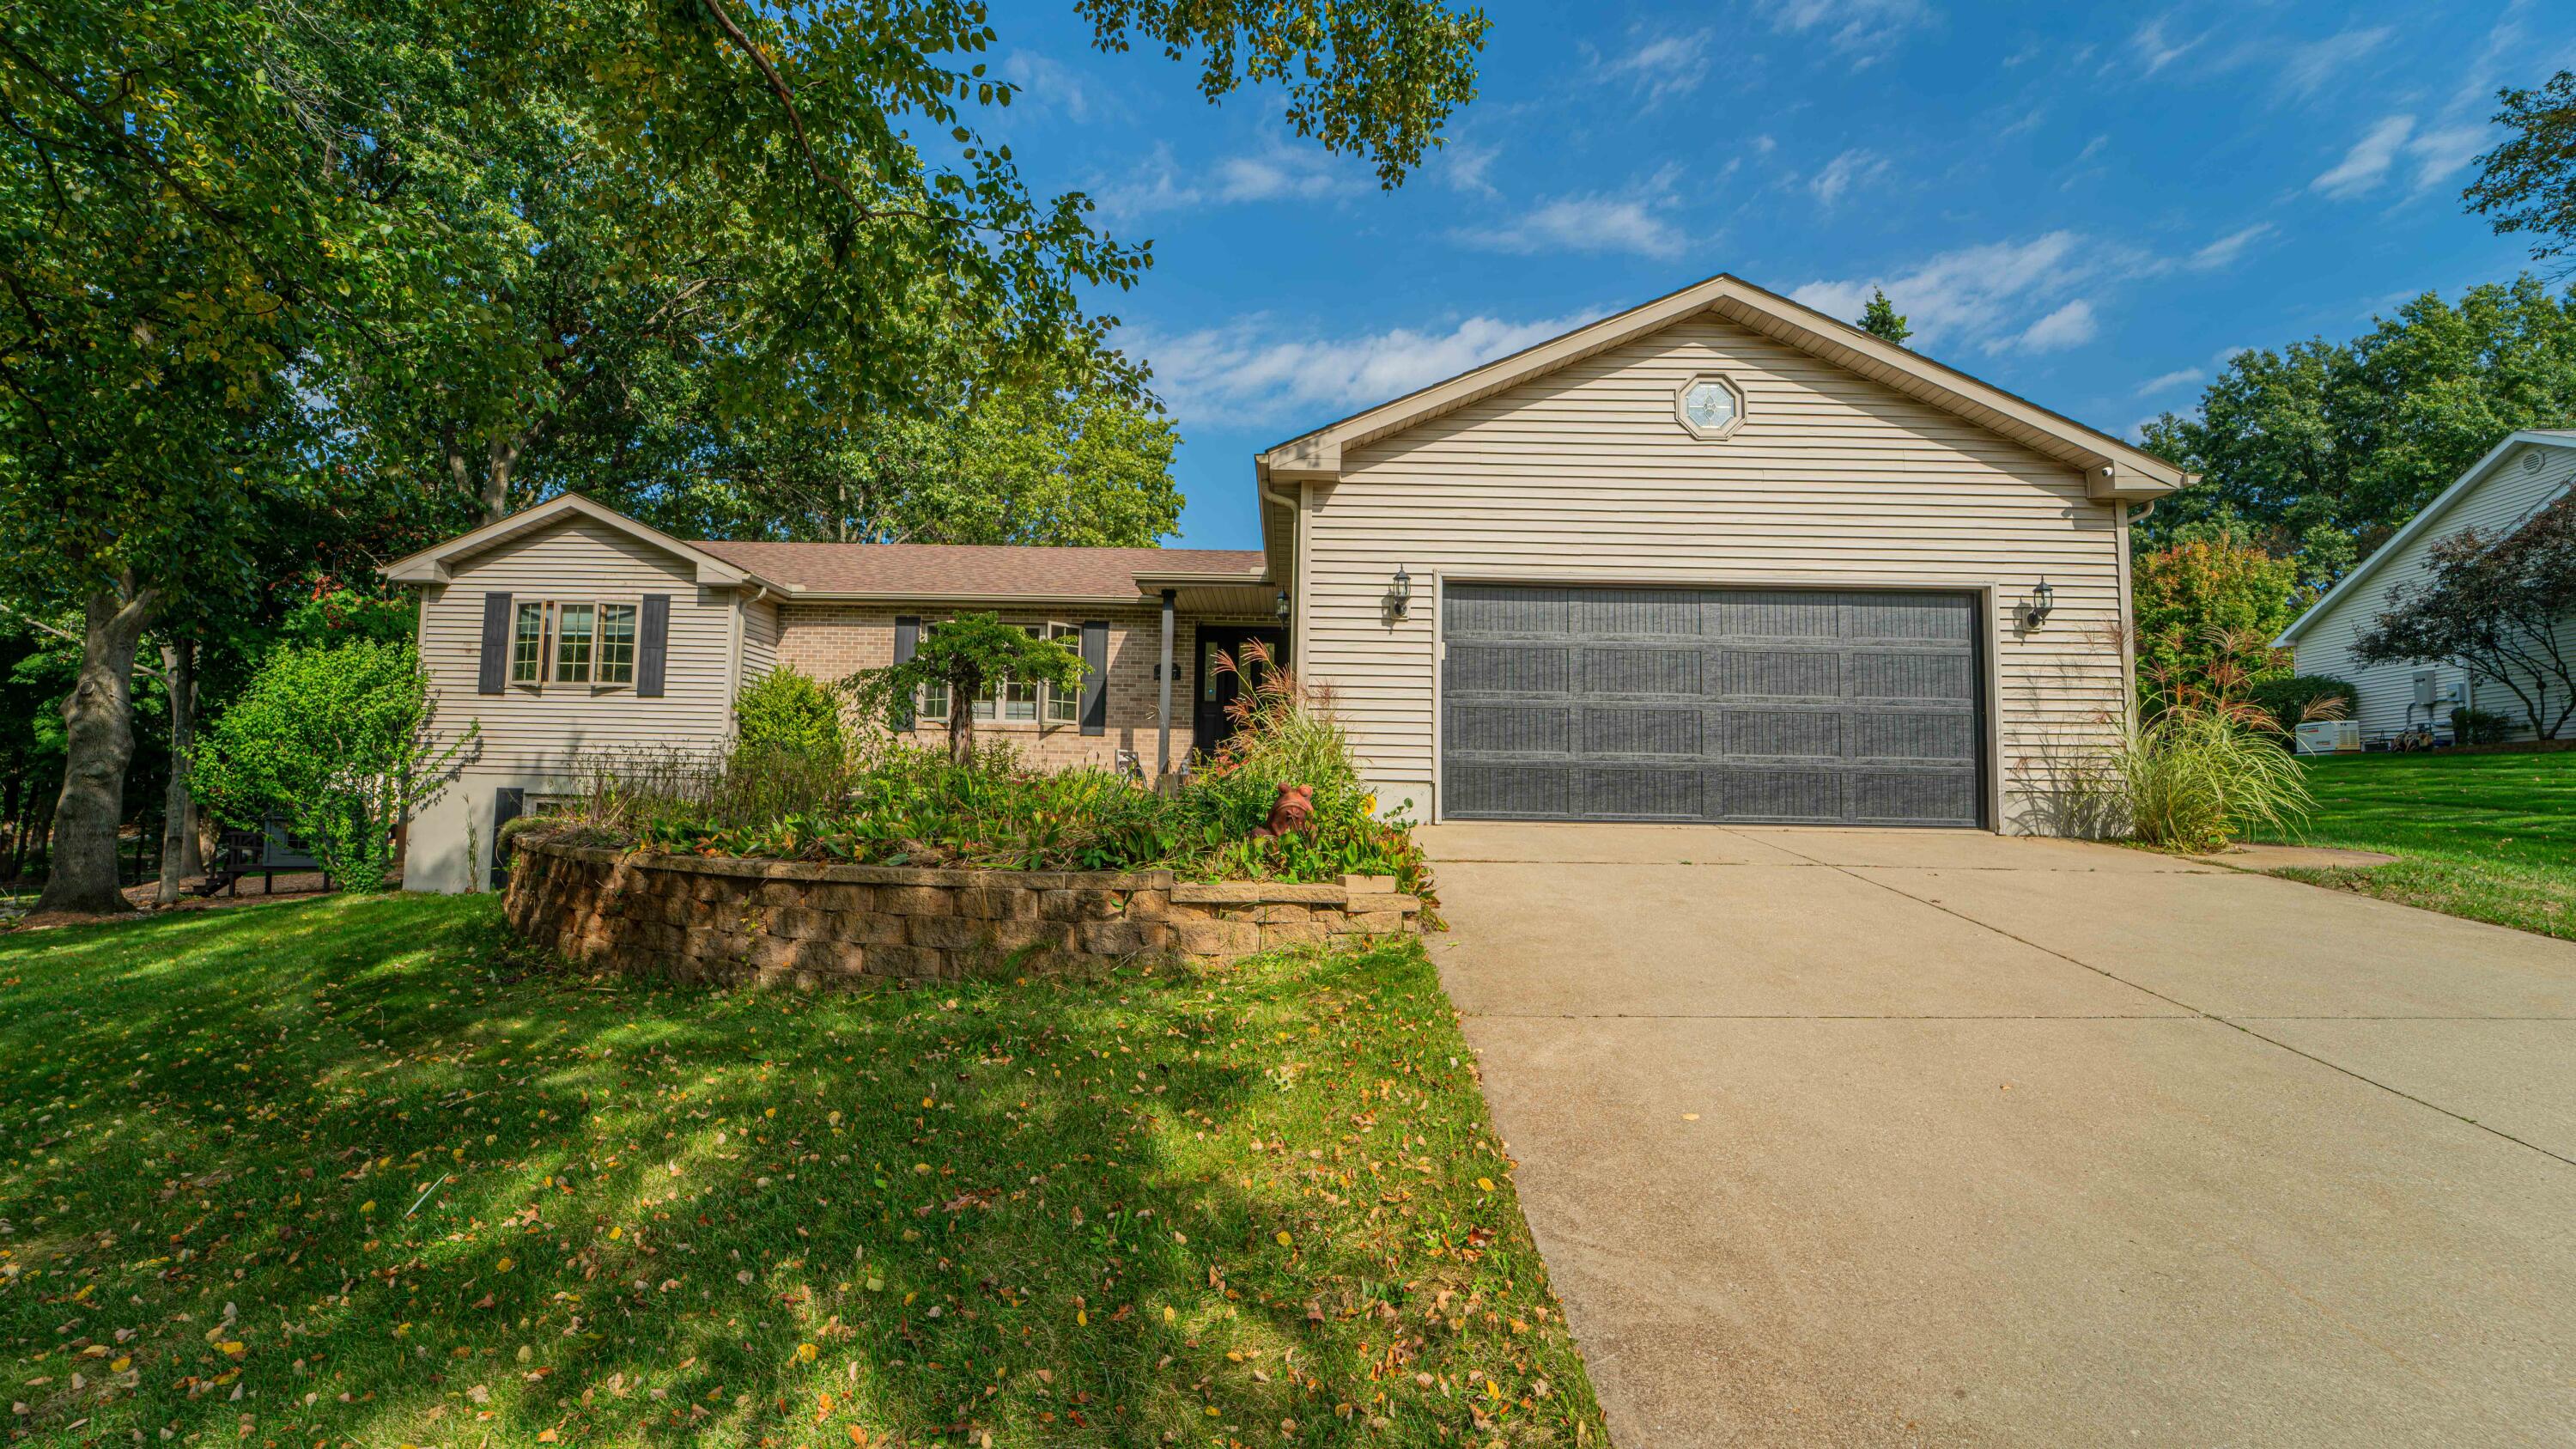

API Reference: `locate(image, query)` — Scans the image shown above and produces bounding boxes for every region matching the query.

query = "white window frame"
[509,599,640,690]
[909,618,1079,729]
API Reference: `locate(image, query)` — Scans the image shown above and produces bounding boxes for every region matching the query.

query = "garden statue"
[1250,784,1315,838]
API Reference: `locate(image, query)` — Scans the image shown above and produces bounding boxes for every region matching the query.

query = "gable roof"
[1255,272,2193,503]
[693,540,1266,603]
[2275,429,2576,647]
[380,493,1267,604]
[381,492,768,588]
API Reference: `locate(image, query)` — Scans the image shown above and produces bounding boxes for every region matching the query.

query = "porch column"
[1156,588,1176,776]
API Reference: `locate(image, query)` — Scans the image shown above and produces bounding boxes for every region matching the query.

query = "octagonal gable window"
[1676,374,1747,440]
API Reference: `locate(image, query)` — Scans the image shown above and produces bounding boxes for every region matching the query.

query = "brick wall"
[504,838,1423,988]
[771,602,1275,770]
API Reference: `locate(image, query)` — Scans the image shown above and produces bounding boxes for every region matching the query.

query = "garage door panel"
[1850,768,1978,825]
[1449,642,1571,694]
[1582,766,1703,819]
[1443,584,1984,826]
[1723,708,1843,759]
[1580,705,1704,756]
[1583,646,1702,695]
[1716,767,1848,823]
[1444,702,1570,754]
[1716,648,1843,700]
[1850,650,1973,701]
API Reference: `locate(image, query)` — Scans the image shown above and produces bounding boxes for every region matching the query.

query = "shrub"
[735,667,846,758]
[2451,706,2515,746]
[192,641,476,892]
[2250,673,2356,733]
[2116,705,2315,851]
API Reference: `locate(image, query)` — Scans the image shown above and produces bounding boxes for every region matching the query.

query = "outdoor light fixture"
[1388,566,1414,620]
[2023,577,2055,630]
[1273,590,1291,622]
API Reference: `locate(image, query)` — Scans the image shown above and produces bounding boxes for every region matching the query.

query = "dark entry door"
[1194,626,1285,761]
[1440,584,1984,826]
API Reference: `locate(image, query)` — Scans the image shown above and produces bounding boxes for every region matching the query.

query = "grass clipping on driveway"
[0,896,1604,1447]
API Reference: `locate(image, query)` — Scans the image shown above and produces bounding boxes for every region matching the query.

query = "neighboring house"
[385,274,2187,892]
[2277,429,2576,745]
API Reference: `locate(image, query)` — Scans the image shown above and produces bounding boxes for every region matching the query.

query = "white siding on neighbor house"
[2292,441,2576,742]
[1298,310,2132,831]
[416,514,743,770]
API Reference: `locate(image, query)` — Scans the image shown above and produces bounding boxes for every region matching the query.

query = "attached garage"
[1439,583,1985,826]
[1255,274,2192,834]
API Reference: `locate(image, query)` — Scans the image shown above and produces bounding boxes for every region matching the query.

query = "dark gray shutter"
[477,593,512,694]
[1078,620,1109,735]
[489,787,524,890]
[892,616,920,730]
[635,594,671,697]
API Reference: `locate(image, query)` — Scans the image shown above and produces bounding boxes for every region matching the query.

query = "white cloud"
[2012,299,2099,352]
[1001,52,1102,123]
[2404,123,2489,194]
[2135,368,2206,397]
[2186,222,2274,271]
[1808,149,1888,207]
[1456,186,1689,259]
[2312,115,2415,198]
[1131,312,1598,430]
[1755,0,1933,64]
[1790,232,2101,353]
[2129,15,2202,76]
[1585,28,1714,104]
[1442,142,1501,198]
[1094,137,1358,219]
[2281,27,2391,99]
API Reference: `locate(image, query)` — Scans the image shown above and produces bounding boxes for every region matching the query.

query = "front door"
[1193,626,1286,763]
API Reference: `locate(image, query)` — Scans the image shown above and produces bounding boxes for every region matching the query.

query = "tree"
[2467,70,2576,271]
[2351,494,2576,739]
[2130,521,2303,711]
[845,614,1085,765]
[191,641,476,892]
[1859,287,1912,346]
[2137,277,2576,575]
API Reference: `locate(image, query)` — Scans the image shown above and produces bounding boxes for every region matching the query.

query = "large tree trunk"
[155,637,202,904]
[35,581,159,915]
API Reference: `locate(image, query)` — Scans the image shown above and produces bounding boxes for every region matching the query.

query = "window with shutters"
[913,619,1080,728]
[510,600,641,688]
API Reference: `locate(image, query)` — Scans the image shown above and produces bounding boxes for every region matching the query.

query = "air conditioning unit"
[2295,720,2361,754]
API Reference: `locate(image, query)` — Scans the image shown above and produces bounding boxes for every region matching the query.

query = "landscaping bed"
[2255,750,2576,941]
[0,893,1607,1446]
[507,837,1425,986]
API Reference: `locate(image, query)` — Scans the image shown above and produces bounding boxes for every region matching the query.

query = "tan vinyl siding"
[742,597,782,681]
[416,514,738,770]
[2292,441,2576,742]
[1300,309,2131,831]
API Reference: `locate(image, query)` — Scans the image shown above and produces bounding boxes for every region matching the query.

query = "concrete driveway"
[1421,822,2576,1446]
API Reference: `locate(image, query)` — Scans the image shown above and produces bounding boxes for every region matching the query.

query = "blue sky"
[980,1,2576,550]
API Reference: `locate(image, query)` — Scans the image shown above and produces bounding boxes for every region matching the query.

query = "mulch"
[7,872,337,933]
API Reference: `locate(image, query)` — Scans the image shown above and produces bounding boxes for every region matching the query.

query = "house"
[384,274,2188,892]
[2276,429,2576,745]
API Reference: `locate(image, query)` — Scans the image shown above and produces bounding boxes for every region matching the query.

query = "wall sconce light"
[2022,577,2054,630]
[1388,566,1413,620]
[1273,590,1291,623]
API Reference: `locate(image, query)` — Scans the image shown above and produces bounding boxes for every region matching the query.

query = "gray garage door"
[1441,584,1984,826]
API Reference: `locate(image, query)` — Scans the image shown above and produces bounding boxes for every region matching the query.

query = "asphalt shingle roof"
[691,540,1267,600]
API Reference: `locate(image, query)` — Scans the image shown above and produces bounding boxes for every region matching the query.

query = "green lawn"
[2255,749,2576,941]
[0,895,1605,1447]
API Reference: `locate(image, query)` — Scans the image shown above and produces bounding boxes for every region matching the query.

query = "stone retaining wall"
[503,837,1425,987]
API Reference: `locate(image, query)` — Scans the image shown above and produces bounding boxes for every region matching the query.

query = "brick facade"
[772,601,1278,770]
